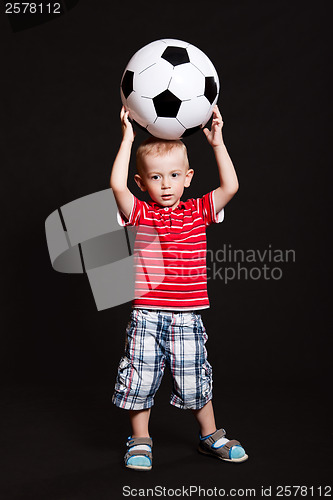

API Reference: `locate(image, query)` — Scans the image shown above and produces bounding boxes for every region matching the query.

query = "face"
[134,147,194,210]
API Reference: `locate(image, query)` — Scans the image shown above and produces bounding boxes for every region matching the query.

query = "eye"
[151,175,160,180]
[171,173,179,178]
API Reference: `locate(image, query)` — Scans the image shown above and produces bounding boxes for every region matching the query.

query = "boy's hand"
[120,106,136,144]
[203,105,224,148]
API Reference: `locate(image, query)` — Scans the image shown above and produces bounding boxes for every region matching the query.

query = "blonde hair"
[136,137,189,176]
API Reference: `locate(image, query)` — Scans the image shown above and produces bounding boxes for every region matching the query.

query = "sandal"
[124,436,153,470]
[198,428,248,462]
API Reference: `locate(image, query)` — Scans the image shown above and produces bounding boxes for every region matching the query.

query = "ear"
[184,169,194,188]
[134,174,147,192]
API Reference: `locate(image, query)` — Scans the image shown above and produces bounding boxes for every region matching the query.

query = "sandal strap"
[126,437,153,448]
[202,428,226,446]
[216,439,241,459]
[201,429,242,459]
[125,449,152,459]
[221,439,241,450]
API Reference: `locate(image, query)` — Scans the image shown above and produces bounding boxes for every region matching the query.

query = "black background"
[1,1,332,498]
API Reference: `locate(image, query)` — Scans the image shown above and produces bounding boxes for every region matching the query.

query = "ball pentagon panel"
[153,90,182,118]
[204,76,219,105]
[161,46,190,66]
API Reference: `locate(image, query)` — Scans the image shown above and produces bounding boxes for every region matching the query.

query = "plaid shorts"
[112,308,213,411]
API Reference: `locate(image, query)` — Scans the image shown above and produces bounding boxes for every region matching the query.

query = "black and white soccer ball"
[120,39,220,140]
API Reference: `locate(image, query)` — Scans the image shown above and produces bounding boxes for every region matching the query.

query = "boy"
[110,105,248,470]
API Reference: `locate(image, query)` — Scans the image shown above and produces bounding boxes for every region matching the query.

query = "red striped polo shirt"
[117,190,224,311]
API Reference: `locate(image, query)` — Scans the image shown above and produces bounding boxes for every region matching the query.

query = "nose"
[162,178,171,189]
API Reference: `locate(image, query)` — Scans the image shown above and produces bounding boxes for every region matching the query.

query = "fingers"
[120,105,130,117]
[212,116,223,130]
[212,104,223,123]
[211,119,222,130]
[120,106,131,125]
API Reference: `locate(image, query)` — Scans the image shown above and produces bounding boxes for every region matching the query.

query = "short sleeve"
[116,194,143,227]
[196,190,224,226]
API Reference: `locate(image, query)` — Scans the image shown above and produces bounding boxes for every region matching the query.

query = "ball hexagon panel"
[162,39,190,49]
[134,59,174,99]
[147,118,186,140]
[186,45,219,78]
[168,63,205,101]
[125,40,167,73]
[177,96,212,129]
[126,92,157,126]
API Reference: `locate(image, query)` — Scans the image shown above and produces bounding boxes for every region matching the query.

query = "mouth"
[162,194,172,199]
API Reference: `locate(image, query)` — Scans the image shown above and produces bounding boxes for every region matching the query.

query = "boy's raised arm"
[110,107,135,221]
[203,105,239,214]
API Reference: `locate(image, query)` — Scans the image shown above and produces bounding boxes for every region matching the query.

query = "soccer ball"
[120,39,220,140]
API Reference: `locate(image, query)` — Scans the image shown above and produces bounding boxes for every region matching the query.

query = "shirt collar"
[148,199,186,211]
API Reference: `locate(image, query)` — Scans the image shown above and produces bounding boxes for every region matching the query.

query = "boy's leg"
[130,408,151,437]
[125,408,153,470]
[112,309,166,411]
[113,309,169,470]
[168,312,248,462]
[168,311,213,411]
[191,400,216,437]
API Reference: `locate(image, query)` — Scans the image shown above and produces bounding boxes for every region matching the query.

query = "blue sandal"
[198,428,248,462]
[124,436,153,471]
